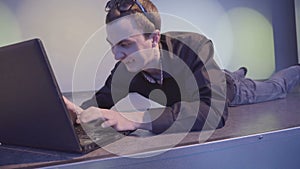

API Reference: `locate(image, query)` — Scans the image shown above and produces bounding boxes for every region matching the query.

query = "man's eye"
[119,42,132,48]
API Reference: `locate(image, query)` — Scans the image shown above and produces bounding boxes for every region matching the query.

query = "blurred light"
[16,0,105,92]
[152,1,275,79]
[225,7,275,79]
[152,0,233,69]
[0,1,22,46]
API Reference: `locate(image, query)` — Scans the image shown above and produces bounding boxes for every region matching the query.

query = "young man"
[64,0,300,134]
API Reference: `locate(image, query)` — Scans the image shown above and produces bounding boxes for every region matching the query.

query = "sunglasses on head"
[105,0,147,12]
[105,0,152,23]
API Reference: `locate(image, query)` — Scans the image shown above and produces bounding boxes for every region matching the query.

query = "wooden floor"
[1,92,300,168]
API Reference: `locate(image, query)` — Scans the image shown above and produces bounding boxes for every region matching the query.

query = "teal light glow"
[225,7,275,79]
[0,2,22,46]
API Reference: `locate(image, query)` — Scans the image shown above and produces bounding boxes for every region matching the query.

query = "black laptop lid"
[0,39,82,152]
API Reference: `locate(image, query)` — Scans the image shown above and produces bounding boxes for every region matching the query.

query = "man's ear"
[150,29,161,47]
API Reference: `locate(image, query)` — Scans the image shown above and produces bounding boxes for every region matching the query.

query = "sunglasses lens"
[118,0,135,11]
[105,1,114,11]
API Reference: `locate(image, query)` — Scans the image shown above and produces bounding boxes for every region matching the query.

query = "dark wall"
[272,0,298,70]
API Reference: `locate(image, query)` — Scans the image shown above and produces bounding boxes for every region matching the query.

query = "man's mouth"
[125,59,135,65]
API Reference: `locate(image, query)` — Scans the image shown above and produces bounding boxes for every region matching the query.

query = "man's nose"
[112,46,126,61]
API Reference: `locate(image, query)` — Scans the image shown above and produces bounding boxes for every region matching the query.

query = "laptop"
[0,39,125,153]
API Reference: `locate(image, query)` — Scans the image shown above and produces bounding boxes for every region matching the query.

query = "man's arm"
[79,107,152,131]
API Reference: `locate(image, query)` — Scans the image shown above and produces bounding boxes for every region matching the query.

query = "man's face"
[106,17,157,72]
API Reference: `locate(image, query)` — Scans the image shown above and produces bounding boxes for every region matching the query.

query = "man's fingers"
[101,120,116,128]
[76,118,81,124]
[74,106,83,115]
[63,96,83,115]
[79,107,106,123]
[63,96,74,109]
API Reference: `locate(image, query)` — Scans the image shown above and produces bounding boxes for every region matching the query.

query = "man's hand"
[63,96,152,131]
[80,107,152,132]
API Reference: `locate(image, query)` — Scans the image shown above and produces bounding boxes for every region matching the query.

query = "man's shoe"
[237,67,248,77]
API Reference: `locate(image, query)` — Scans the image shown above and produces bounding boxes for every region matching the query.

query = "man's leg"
[268,65,300,92]
[230,65,300,106]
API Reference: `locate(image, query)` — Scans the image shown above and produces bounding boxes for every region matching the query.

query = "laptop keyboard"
[74,121,133,148]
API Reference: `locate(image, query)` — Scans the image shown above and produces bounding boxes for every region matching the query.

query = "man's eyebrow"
[106,38,132,46]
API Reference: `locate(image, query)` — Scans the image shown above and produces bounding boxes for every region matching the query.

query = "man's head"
[105,0,162,73]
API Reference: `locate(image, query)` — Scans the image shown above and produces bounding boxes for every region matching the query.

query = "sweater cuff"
[146,107,174,134]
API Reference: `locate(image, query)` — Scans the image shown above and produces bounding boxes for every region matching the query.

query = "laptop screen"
[0,39,82,152]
